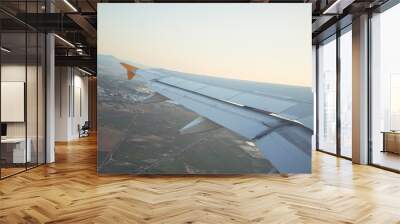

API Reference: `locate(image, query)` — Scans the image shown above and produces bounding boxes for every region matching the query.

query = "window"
[339,29,352,158]
[390,74,400,130]
[370,3,400,171]
[318,36,337,154]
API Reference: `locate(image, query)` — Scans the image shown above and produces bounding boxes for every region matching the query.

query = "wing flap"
[255,126,311,173]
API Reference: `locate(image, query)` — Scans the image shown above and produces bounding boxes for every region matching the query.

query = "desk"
[382,131,400,154]
[1,138,31,163]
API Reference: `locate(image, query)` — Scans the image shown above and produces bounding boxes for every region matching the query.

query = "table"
[381,131,400,154]
[1,138,31,163]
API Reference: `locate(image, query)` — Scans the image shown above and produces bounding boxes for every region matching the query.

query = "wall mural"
[97,3,313,174]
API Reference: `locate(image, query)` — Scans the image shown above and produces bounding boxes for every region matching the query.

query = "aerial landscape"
[98,54,277,174]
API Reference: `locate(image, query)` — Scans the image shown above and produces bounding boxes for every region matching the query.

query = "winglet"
[120,62,138,80]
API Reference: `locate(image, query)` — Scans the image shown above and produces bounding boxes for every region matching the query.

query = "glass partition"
[1,31,28,177]
[0,2,46,179]
[27,31,38,169]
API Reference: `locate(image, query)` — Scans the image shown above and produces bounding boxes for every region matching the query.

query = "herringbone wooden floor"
[1,135,400,224]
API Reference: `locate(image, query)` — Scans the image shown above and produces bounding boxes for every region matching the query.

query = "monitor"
[1,123,7,137]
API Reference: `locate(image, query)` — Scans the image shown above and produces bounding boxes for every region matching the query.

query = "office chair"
[79,121,90,138]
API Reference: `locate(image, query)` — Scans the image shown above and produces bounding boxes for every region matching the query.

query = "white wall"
[1,65,37,138]
[55,67,89,141]
[55,67,70,141]
[71,73,89,138]
[1,65,26,140]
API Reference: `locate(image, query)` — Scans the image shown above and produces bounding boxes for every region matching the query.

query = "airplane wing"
[120,63,313,173]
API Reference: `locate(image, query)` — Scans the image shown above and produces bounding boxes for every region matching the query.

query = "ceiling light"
[63,0,78,12]
[78,67,92,76]
[323,0,354,15]
[1,47,11,53]
[54,34,75,48]
[76,49,85,55]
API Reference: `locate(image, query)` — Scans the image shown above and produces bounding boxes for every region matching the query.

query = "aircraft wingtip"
[120,62,138,80]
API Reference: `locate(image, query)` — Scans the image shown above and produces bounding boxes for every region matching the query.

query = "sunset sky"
[98,3,312,86]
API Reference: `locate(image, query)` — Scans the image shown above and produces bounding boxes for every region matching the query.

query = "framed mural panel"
[98,3,313,174]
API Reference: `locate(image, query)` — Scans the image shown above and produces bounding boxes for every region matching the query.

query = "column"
[352,14,369,164]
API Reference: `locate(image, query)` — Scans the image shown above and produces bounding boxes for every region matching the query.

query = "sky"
[98,4,312,87]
